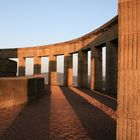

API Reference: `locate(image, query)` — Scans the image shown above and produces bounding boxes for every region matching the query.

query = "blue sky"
[0,0,117,49]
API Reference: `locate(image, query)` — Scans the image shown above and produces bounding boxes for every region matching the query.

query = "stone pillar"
[90,48,95,91]
[94,47,102,92]
[106,41,118,95]
[64,54,73,86]
[49,55,57,85]
[34,56,41,75]
[117,0,140,139]
[18,57,25,76]
[78,51,88,88]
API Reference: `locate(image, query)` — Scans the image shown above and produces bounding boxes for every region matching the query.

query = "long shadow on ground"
[59,86,116,140]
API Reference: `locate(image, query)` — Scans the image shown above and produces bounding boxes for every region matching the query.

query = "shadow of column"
[59,86,116,140]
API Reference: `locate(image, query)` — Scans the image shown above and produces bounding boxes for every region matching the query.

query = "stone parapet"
[0,76,44,109]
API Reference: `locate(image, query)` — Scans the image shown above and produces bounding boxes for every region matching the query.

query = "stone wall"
[0,77,44,108]
[0,58,17,77]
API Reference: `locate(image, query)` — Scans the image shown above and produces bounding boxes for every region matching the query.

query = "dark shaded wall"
[0,58,17,77]
[106,40,118,96]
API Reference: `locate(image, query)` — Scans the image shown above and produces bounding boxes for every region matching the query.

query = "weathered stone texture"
[0,58,17,77]
[0,77,44,108]
[117,0,140,139]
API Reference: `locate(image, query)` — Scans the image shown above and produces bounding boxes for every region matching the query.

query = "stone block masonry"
[0,76,45,109]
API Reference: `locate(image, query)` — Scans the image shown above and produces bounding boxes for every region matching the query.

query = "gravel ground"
[0,86,116,140]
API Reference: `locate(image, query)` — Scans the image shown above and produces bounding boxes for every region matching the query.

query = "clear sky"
[0,0,118,49]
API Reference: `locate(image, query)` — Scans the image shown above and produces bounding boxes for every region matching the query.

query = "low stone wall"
[0,58,17,77]
[0,76,44,109]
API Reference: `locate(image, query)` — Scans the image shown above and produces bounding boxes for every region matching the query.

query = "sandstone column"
[34,56,41,75]
[78,51,88,88]
[18,57,25,76]
[106,41,118,95]
[64,53,73,86]
[49,55,57,85]
[117,0,140,139]
[93,47,102,92]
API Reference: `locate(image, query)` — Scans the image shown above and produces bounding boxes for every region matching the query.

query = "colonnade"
[17,40,118,95]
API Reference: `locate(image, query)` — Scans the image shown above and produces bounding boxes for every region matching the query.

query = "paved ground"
[0,86,117,140]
